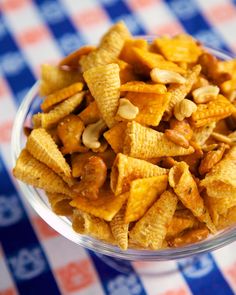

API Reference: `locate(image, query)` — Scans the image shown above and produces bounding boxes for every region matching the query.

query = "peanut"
[116,98,139,120]
[165,129,190,148]
[174,99,197,121]
[199,143,227,175]
[150,68,186,84]
[192,85,219,104]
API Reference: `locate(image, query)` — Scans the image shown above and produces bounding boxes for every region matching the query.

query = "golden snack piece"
[166,209,199,239]
[46,192,73,216]
[217,206,236,230]
[165,65,201,117]
[150,68,186,84]
[59,45,96,68]
[130,47,186,75]
[72,156,107,200]
[119,38,148,65]
[173,99,197,121]
[192,122,216,146]
[71,149,115,178]
[154,34,202,63]
[41,91,85,129]
[39,64,83,96]
[26,128,72,185]
[125,175,168,223]
[169,227,209,247]
[41,82,84,112]
[82,119,107,149]
[120,81,167,94]
[110,153,168,195]
[104,122,127,153]
[116,98,139,121]
[201,146,236,198]
[129,190,177,250]
[72,209,114,243]
[110,205,129,250]
[205,194,236,226]
[169,161,215,233]
[78,101,101,125]
[13,149,75,197]
[191,94,236,128]
[80,21,130,72]
[83,63,120,128]
[116,59,138,84]
[57,114,87,154]
[70,184,128,221]
[32,113,42,128]
[124,121,194,159]
[199,143,227,175]
[126,92,171,126]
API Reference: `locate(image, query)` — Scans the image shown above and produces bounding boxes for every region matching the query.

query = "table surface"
[1,0,236,294]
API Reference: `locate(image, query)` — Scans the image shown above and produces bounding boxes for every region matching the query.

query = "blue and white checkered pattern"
[1,1,236,294]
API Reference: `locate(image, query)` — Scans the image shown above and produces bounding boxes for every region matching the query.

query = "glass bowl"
[11,44,236,261]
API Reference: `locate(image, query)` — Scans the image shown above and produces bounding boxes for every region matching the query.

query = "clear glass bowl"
[11,44,236,261]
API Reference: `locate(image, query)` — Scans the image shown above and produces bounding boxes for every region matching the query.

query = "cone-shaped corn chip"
[26,128,71,177]
[32,113,42,128]
[129,190,178,250]
[124,121,194,159]
[83,63,120,127]
[130,47,186,75]
[166,209,199,239]
[119,39,148,65]
[70,183,128,221]
[165,65,201,116]
[125,175,168,223]
[191,95,236,128]
[39,64,83,96]
[104,122,127,153]
[192,122,216,146]
[41,91,85,129]
[217,206,236,230]
[72,209,114,243]
[59,45,96,68]
[169,161,215,233]
[120,81,166,94]
[71,149,115,177]
[110,205,129,250]
[154,35,202,63]
[46,192,72,216]
[110,153,168,195]
[13,149,74,197]
[80,21,130,72]
[126,92,171,126]
[169,227,209,247]
[41,82,84,112]
[78,101,101,125]
[204,194,236,226]
[201,146,236,198]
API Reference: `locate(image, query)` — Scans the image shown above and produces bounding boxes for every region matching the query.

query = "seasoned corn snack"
[13,22,236,251]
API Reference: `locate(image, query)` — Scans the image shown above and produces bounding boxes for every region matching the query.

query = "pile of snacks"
[13,22,236,250]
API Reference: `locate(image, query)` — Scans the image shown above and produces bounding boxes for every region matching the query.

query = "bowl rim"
[11,44,236,261]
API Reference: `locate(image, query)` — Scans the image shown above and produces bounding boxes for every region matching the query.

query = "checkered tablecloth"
[1,0,236,294]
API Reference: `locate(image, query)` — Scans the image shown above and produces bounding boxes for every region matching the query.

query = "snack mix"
[13,22,236,250]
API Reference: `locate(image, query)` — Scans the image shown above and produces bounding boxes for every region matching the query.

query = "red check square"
[1,0,29,12]
[73,7,109,30]
[56,259,96,293]
[205,3,236,25]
